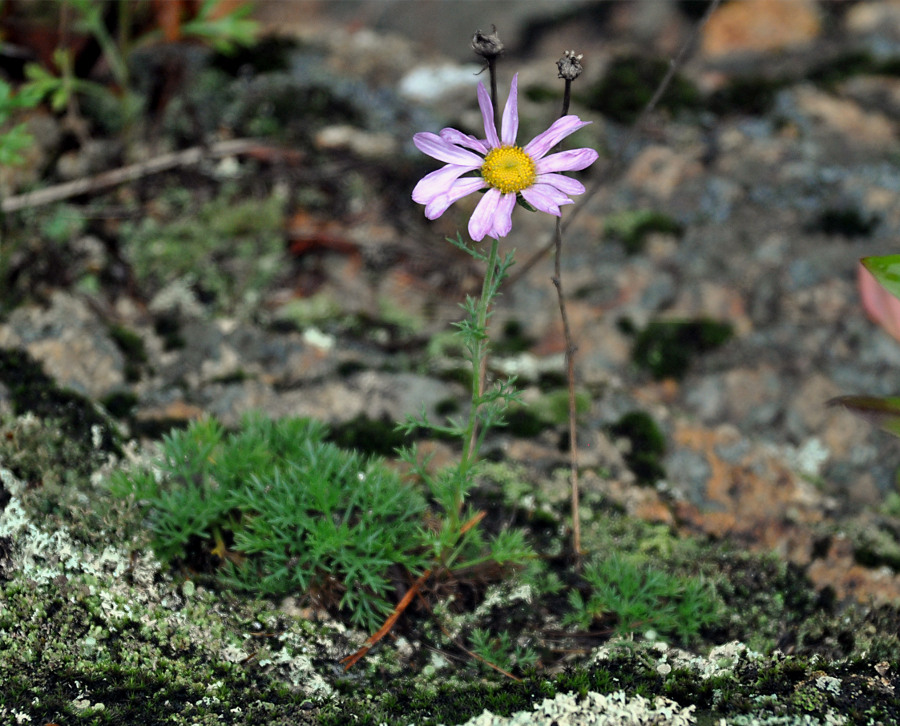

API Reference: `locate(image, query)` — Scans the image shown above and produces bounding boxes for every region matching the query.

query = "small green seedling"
[468,628,539,675]
[563,552,721,644]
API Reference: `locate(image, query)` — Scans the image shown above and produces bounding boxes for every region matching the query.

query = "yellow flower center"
[480,145,536,194]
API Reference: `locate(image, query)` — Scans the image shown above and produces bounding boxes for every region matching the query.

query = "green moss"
[493,319,536,356]
[323,657,679,726]
[99,390,139,419]
[6,435,900,724]
[850,521,900,571]
[662,666,722,709]
[376,295,427,336]
[505,389,592,439]
[708,75,788,117]
[107,324,148,383]
[326,414,411,457]
[604,210,684,255]
[273,293,342,329]
[169,66,364,144]
[0,347,121,460]
[807,50,900,89]
[0,414,84,489]
[0,573,331,725]
[608,410,667,485]
[40,203,87,245]
[153,313,186,350]
[581,55,703,125]
[541,389,592,425]
[631,318,733,380]
[121,185,287,316]
[536,370,568,390]
[809,207,880,238]
[505,408,548,438]
[708,554,822,655]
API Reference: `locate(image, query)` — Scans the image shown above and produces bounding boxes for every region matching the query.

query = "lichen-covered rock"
[459,690,695,726]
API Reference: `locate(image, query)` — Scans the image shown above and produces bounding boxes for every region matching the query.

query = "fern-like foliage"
[111,413,429,630]
[563,552,721,644]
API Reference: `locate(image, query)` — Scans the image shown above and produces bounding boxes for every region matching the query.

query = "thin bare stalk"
[507,0,724,287]
[551,52,586,561]
[550,215,582,561]
[489,56,499,128]
[560,77,572,118]
[472,25,504,130]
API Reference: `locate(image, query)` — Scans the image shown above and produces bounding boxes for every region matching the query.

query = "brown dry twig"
[341,510,487,669]
[1,138,296,214]
[341,568,433,670]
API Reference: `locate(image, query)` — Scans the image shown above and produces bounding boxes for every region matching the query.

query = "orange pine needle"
[457,640,522,682]
[341,569,432,670]
[459,510,486,535]
[341,511,487,669]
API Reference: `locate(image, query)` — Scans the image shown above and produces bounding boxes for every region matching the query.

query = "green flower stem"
[458,236,500,487]
[396,231,522,572]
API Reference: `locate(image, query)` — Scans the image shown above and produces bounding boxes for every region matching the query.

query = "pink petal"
[490,192,517,238]
[414,132,484,166]
[424,177,486,219]
[500,74,519,146]
[521,184,574,216]
[468,187,502,241]
[413,164,480,205]
[535,172,586,196]
[524,116,592,159]
[477,82,500,149]
[536,148,599,174]
[440,127,489,155]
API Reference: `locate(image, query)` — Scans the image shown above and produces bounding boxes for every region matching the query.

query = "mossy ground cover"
[1,410,899,725]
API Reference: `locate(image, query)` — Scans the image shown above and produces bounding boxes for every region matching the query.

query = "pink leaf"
[858,262,900,342]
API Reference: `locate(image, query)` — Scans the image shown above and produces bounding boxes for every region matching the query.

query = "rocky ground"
[2,1,900,724]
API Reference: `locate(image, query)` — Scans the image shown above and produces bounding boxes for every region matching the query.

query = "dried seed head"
[472,25,504,60]
[557,49,584,81]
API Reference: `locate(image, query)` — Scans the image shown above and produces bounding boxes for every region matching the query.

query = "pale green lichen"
[3,411,900,724]
[0,462,348,723]
[459,690,696,726]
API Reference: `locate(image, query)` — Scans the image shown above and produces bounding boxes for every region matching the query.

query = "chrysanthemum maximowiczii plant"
[412,73,599,241]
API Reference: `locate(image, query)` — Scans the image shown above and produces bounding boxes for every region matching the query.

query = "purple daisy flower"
[412,73,599,242]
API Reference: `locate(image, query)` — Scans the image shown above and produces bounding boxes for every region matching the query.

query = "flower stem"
[460,236,500,486]
[550,217,582,562]
[560,78,572,118]
[488,57,499,130]
[550,63,582,563]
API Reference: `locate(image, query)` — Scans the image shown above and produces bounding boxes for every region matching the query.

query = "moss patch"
[604,210,684,255]
[121,184,287,316]
[631,318,733,380]
[809,207,880,238]
[608,410,667,485]
[581,55,702,125]
[0,347,121,461]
